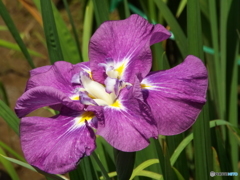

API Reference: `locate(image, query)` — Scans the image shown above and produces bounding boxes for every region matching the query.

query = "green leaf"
[130,159,159,180]
[100,172,117,180]
[153,138,165,177]
[154,0,188,58]
[92,0,109,26]
[187,0,212,179]
[176,0,187,17]
[0,0,35,68]
[151,42,169,71]
[34,0,81,64]
[0,39,45,58]
[62,0,83,62]
[0,155,69,180]
[170,120,239,166]
[0,81,9,106]
[219,0,230,120]
[0,25,7,31]
[123,0,130,18]
[208,0,222,118]
[163,144,177,180]
[0,141,25,162]
[226,1,239,179]
[68,163,84,180]
[82,0,94,62]
[0,148,19,180]
[114,149,135,180]
[187,0,204,59]
[0,100,19,135]
[172,167,184,180]
[135,170,163,179]
[166,134,188,179]
[40,0,64,64]
[92,151,110,180]
[213,128,232,178]
[212,147,222,180]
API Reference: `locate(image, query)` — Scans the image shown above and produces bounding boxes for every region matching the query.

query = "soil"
[0,0,84,179]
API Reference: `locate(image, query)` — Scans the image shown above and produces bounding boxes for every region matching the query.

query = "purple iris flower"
[15,14,208,174]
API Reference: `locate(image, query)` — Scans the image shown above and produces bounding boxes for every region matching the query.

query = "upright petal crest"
[89,14,170,84]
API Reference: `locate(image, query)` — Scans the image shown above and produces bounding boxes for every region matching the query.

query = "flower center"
[77,111,95,124]
[100,58,128,79]
[80,73,116,106]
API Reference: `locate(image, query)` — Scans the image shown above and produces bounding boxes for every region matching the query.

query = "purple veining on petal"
[20,108,96,174]
[89,14,171,84]
[141,55,208,135]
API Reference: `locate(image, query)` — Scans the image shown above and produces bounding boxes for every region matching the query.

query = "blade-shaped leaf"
[114,149,135,180]
[187,0,212,179]
[0,141,25,161]
[130,159,159,180]
[82,0,94,62]
[62,0,83,62]
[0,148,19,180]
[0,0,35,68]
[40,0,64,63]
[154,0,188,57]
[0,155,69,180]
[170,120,239,166]
[0,39,45,58]
[34,0,81,64]
[92,0,109,26]
[0,100,19,135]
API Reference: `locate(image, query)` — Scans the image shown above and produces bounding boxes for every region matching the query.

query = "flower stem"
[92,151,110,180]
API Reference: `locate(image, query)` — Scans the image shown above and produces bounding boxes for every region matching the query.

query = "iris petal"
[26,61,90,94]
[20,109,96,174]
[96,87,158,152]
[89,14,170,84]
[141,55,208,135]
[15,86,83,118]
[30,65,51,77]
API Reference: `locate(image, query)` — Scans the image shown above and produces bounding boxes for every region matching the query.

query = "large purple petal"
[30,65,51,77]
[26,61,90,94]
[96,86,158,152]
[89,14,170,84]
[15,86,83,118]
[141,55,208,135]
[20,109,96,174]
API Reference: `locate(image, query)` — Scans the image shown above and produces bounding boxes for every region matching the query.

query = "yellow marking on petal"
[71,95,80,100]
[77,111,95,124]
[87,71,93,79]
[140,83,152,89]
[110,100,122,108]
[115,63,125,76]
[88,93,96,99]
